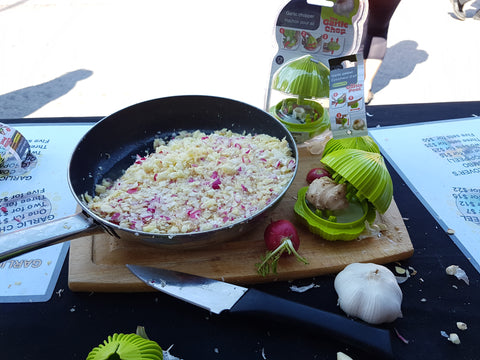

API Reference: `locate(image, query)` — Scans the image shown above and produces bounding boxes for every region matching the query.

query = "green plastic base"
[294,186,377,241]
[269,98,330,143]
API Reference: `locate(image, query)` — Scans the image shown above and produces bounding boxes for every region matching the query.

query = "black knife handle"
[229,288,394,359]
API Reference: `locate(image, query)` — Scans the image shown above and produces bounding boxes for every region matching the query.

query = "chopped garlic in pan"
[86,129,296,234]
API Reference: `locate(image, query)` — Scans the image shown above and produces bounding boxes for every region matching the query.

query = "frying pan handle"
[0,212,102,262]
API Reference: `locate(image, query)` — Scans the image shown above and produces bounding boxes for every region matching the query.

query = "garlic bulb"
[334,263,403,324]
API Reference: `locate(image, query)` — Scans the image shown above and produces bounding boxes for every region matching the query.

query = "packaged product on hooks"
[266,0,368,143]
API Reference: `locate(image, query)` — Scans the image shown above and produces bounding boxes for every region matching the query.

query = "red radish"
[306,167,331,184]
[256,219,308,276]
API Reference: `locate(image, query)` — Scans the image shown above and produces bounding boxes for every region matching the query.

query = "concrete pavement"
[0,0,479,119]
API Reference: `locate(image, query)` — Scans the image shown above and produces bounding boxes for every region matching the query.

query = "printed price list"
[0,123,92,302]
[370,117,480,273]
[421,133,480,177]
[452,187,480,225]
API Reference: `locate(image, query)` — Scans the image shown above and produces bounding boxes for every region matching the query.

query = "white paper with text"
[370,117,480,273]
[0,123,93,302]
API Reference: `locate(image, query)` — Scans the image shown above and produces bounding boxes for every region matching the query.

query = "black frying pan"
[0,96,298,261]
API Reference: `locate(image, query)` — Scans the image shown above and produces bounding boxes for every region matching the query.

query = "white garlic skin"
[334,263,403,325]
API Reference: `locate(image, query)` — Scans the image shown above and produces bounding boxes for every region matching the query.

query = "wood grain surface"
[68,144,414,292]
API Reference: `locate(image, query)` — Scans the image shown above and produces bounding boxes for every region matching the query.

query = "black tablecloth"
[1,101,479,360]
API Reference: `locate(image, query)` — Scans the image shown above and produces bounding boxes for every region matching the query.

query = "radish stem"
[256,238,308,276]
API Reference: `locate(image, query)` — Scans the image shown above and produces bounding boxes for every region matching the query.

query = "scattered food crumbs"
[440,331,449,338]
[56,289,64,297]
[261,347,267,359]
[452,285,458,289]
[337,351,354,360]
[402,217,409,221]
[456,322,468,330]
[214,348,219,354]
[447,228,455,235]
[47,260,52,265]
[290,283,318,293]
[408,266,417,276]
[420,298,427,302]
[445,265,470,285]
[394,328,409,344]
[14,281,22,286]
[394,265,410,284]
[448,333,461,345]
[70,306,76,312]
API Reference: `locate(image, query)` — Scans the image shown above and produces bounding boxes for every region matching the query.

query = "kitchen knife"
[126,264,394,359]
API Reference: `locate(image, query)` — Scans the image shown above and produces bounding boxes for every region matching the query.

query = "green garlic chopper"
[86,332,163,360]
[269,55,330,143]
[294,136,393,241]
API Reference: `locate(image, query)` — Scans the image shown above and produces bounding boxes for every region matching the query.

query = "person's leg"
[363,0,401,104]
[451,0,470,20]
[364,37,386,104]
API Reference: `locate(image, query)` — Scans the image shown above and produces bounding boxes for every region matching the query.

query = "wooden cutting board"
[68,145,414,292]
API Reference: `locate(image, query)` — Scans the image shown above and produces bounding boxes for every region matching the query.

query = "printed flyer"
[0,122,93,302]
[370,117,480,273]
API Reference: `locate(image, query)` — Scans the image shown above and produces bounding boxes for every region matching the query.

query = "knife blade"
[126,264,394,359]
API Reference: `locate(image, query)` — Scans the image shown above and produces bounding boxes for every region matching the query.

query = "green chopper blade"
[322,136,380,158]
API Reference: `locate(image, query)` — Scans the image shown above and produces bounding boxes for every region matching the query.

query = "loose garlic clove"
[334,263,403,325]
[448,333,461,345]
[446,265,470,285]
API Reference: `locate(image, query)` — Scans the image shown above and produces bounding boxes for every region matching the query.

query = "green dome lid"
[87,333,163,360]
[272,55,330,99]
[322,136,380,158]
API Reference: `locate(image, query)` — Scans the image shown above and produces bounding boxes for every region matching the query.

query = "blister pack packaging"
[328,54,368,139]
[266,0,368,143]
[0,123,37,177]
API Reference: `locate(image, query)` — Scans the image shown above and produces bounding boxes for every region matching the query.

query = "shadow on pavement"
[372,40,428,95]
[0,69,93,119]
